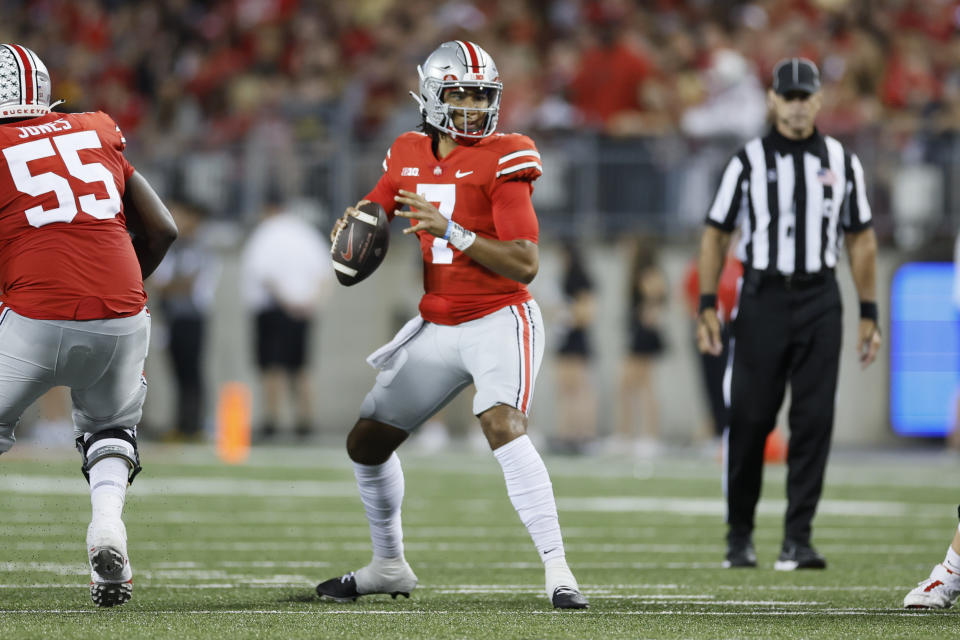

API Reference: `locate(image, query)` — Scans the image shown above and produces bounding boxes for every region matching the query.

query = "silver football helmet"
[411,40,502,142]
[0,44,53,119]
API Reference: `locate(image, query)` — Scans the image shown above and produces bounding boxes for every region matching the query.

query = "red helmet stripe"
[0,45,26,106]
[458,40,481,74]
[11,45,34,104]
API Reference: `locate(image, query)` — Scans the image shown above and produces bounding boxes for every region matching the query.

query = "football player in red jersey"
[316,41,588,609]
[0,45,177,607]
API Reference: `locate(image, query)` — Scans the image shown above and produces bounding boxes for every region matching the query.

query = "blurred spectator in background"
[240,193,333,442]
[681,49,767,141]
[549,241,598,455]
[683,248,743,443]
[151,201,221,442]
[676,49,768,228]
[618,237,668,456]
[568,17,669,136]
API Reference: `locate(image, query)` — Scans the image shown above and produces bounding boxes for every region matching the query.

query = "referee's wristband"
[446,220,476,252]
[859,301,878,322]
[698,294,717,314]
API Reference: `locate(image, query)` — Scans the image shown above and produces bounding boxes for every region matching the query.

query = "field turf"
[0,442,958,639]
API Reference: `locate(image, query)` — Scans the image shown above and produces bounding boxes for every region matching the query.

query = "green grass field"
[1,442,959,639]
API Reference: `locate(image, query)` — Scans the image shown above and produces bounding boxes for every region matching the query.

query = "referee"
[696,58,882,570]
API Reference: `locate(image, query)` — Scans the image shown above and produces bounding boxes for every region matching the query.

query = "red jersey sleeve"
[363,142,399,219]
[494,134,542,184]
[94,111,135,181]
[491,180,538,243]
[364,172,399,220]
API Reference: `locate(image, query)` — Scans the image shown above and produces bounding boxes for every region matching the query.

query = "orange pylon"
[764,428,788,464]
[216,382,251,464]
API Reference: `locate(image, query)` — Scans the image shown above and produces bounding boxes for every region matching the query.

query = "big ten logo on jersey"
[2,129,121,228]
[15,118,72,138]
[401,167,419,177]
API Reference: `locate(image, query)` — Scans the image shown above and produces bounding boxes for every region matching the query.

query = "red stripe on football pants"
[516,304,532,413]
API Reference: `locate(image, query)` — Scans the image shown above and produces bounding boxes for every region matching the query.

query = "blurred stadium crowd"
[8,0,960,141]
[2,0,960,243]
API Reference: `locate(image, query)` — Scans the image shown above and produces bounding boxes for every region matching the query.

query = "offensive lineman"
[0,45,177,606]
[315,41,588,609]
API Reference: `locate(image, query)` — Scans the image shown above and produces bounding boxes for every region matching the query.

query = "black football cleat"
[552,586,589,609]
[316,571,412,603]
[723,538,757,568]
[90,579,133,607]
[316,572,361,602]
[774,540,827,571]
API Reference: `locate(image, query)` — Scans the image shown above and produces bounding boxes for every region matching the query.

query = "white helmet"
[0,44,53,119]
[411,40,502,142]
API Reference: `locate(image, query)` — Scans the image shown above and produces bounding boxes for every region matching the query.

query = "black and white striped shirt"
[705,128,872,275]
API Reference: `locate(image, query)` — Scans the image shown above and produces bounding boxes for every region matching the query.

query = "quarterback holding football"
[317,40,588,609]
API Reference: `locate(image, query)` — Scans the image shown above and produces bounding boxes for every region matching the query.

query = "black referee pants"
[169,315,205,436]
[725,272,842,545]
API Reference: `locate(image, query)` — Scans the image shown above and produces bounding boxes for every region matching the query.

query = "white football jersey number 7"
[3,130,122,228]
[416,183,456,264]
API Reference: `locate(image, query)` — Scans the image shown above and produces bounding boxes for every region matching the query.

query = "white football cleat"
[904,563,960,609]
[87,520,132,607]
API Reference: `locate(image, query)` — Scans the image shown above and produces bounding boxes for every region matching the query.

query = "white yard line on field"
[0,522,942,543]
[7,540,936,557]
[0,474,954,521]
[557,496,949,518]
[0,475,358,497]
[0,581,914,595]
[0,608,939,617]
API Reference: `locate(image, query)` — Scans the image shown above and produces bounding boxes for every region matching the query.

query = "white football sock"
[544,556,580,596]
[89,457,129,523]
[493,435,566,563]
[945,546,960,576]
[354,452,405,559]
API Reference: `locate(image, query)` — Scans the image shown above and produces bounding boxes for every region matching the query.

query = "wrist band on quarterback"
[698,294,717,314]
[859,301,878,321]
[446,221,476,252]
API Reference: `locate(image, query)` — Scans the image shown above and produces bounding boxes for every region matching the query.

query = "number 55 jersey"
[365,131,542,325]
[0,111,144,320]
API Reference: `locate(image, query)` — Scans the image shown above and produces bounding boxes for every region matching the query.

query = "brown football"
[331,201,390,286]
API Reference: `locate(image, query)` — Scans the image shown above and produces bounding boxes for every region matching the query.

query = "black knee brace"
[76,428,143,485]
